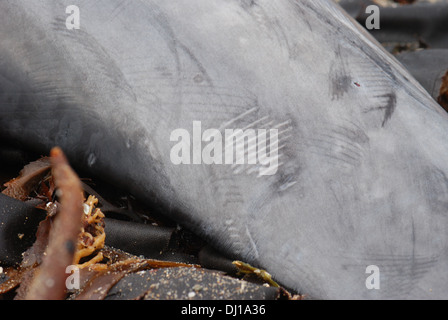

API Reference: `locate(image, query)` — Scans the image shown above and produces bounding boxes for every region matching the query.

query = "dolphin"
[1,0,448,299]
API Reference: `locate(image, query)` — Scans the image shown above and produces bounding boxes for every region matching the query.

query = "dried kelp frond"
[69,247,199,300]
[233,261,280,288]
[2,157,51,201]
[0,267,25,296]
[114,267,286,300]
[73,195,106,269]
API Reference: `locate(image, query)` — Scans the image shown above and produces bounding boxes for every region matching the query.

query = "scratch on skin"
[379,92,397,127]
[245,225,259,260]
[364,92,397,127]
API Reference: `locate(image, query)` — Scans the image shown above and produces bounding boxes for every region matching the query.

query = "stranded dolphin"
[1,0,448,299]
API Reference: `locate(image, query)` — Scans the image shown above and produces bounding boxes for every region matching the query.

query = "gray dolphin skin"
[1,0,448,299]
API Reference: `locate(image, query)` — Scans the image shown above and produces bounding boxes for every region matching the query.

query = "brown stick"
[24,147,83,300]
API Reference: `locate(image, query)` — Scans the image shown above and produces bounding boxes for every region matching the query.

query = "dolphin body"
[1,0,448,299]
